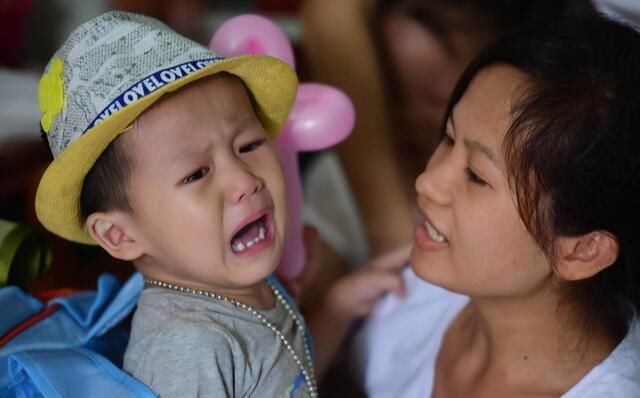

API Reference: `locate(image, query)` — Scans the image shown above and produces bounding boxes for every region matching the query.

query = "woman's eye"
[183,167,209,184]
[466,168,488,186]
[239,139,266,154]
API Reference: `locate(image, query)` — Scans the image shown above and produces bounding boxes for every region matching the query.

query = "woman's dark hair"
[80,135,133,220]
[444,15,640,340]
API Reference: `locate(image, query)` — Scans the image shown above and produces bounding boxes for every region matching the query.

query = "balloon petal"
[209,14,295,68]
[274,149,306,280]
[277,83,355,151]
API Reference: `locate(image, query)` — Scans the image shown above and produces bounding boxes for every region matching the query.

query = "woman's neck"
[434,290,619,397]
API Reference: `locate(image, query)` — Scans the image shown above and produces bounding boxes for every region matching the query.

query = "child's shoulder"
[133,287,245,337]
[124,289,259,396]
[125,302,249,398]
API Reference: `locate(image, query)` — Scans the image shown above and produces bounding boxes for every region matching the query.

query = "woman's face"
[410,64,552,299]
[381,5,495,175]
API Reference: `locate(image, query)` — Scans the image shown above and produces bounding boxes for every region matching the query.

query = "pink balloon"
[275,148,305,280]
[274,84,355,280]
[209,14,355,283]
[273,84,355,280]
[209,14,295,69]
[277,83,356,152]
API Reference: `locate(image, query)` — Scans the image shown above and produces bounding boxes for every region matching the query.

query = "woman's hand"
[324,244,410,321]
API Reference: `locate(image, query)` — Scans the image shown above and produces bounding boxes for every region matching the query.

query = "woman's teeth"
[425,221,446,243]
[232,225,266,253]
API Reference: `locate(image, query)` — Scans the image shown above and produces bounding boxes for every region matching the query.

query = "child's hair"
[444,15,640,339]
[80,137,133,220]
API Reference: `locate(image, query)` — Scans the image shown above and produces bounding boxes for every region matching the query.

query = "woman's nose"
[415,147,455,206]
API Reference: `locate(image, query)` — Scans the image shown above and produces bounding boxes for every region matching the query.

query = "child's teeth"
[233,242,246,252]
[232,224,268,253]
[425,221,445,242]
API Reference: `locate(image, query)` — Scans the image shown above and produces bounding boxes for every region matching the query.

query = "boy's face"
[123,74,286,292]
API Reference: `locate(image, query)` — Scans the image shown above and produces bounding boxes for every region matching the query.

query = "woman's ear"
[555,231,619,281]
[85,211,144,261]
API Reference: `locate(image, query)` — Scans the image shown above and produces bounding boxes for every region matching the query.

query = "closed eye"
[239,139,266,154]
[466,168,488,186]
[182,167,209,184]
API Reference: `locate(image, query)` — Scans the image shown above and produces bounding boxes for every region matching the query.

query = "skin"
[93,74,287,308]
[301,0,499,257]
[86,73,407,380]
[381,3,495,180]
[410,65,549,299]
[411,64,618,397]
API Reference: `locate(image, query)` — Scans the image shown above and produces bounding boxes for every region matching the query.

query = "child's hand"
[325,244,411,322]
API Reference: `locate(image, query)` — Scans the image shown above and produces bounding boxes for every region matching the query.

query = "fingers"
[368,243,412,271]
[366,271,405,298]
[347,269,405,302]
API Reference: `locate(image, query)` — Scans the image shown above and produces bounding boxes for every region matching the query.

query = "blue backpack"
[0,272,306,397]
[0,272,156,398]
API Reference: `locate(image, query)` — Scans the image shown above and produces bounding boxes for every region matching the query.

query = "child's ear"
[555,231,619,281]
[85,212,143,261]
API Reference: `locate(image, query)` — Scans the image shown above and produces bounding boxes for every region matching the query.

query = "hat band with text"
[85,56,223,133]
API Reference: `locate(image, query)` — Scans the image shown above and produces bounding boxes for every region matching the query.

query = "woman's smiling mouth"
[414,212,449,251]
[425,219,447,243]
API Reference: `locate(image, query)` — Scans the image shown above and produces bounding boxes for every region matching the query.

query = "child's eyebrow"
[176,141,212,159]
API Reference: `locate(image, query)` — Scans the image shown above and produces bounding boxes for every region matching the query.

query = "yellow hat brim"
[36,55,297,244]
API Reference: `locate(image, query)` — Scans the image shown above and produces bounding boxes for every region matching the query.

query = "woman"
[299,0,579,271]
[352,15,640,397]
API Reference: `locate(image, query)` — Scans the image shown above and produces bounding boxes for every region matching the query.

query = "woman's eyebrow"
[449,114,499,166]
[463,138,497,165]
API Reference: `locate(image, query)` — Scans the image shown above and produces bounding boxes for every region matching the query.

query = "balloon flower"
[210,14,356,282]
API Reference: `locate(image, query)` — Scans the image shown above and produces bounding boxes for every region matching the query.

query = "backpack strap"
[7,347,156,397]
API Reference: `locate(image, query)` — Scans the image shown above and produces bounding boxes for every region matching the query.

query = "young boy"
[36,11,405,397]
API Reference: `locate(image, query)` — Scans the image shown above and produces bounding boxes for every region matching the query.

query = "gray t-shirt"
[123,285,314,397]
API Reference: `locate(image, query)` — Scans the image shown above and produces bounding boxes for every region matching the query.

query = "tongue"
[232,220,261,245]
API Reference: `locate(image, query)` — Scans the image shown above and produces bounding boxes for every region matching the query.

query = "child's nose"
[224,164,264,204]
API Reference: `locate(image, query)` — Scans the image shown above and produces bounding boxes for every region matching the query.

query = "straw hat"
[36,11,297,244]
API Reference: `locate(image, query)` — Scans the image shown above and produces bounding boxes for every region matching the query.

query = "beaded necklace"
[143,278,318,397]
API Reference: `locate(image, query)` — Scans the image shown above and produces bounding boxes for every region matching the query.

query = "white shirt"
[592,0,640,30]
[352,268,640,398]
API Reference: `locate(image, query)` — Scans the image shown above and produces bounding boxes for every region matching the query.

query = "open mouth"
[230,214,270,254]
[425,219,447,243]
